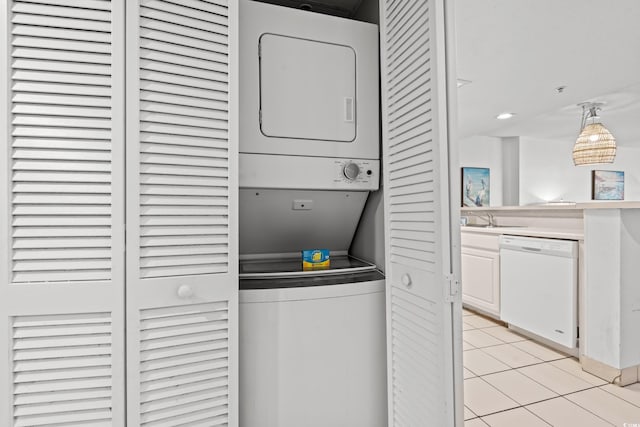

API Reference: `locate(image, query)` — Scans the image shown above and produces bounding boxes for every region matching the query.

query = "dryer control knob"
[343,162,360,181]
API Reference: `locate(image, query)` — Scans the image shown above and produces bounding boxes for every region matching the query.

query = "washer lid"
[240,270,385,290]
[240,254,377,279]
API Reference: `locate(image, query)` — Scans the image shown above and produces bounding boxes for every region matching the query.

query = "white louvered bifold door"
[0,0,126,426]
[125,0,238,426]
[380,0,462,425]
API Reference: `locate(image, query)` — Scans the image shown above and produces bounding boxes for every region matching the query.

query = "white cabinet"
[461,232,500,317]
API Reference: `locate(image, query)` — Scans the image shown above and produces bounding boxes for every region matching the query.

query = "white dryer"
[240,0,379,160]
[238,0,381,257]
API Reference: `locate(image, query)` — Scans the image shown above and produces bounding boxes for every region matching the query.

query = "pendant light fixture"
[572,102,616,165]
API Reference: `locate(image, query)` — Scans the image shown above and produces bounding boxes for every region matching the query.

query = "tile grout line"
[465,335,570,359]
[552,395,617,426]
[467,357,635,425]
[519,405,554,426]
[477,346,547,368]
[477,405,555,426]
[596,383,640,410]
[561,386,640,424]
[471,379,604,421]
[465,375,521,418]
[465,352,612,421]
[472,354,570,376]
[484,375,616,425]
[465,344,569,377]
[514,361,602,393]
[463,309,640,425]
[464,404,479,422]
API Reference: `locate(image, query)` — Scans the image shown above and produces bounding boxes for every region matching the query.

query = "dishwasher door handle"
[522,246,542,252]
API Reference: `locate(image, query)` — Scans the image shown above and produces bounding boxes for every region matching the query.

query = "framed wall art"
[461,167,490,207]
[592,170,624,200]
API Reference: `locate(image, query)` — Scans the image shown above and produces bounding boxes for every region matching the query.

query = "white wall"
[519,137,640,204]
[350,188,385,271]
[501,136,520,205]
[584,209,640,369]
[459,136,503,206]
[460,135,640,205]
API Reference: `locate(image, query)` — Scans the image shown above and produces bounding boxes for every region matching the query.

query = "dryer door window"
[259,34,356,143]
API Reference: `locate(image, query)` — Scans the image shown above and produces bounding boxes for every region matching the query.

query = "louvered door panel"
[11,0,115,283]
[12,313,114,427]
[1,1,126,425]
[381,0,458,425]
[389,286,444,425]
[137,0,230,279]
[126,0,238,425]
[386,0,436,280]
[139,302,229,426]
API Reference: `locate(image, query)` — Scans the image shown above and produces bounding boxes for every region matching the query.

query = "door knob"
[177,285,193,299]
[401,273,412,288]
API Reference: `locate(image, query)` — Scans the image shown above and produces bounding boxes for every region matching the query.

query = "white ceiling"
[455,0,640,145]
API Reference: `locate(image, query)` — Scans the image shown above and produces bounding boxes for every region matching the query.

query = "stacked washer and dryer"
[238,1,386,426]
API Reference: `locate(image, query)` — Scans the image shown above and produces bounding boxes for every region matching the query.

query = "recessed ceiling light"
[457,79,472,88]
[496,112,515,120]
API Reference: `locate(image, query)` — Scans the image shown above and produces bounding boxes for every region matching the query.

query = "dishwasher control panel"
[500,235,577,258]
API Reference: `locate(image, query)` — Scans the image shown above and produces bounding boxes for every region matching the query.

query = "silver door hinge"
[445,273,461,303]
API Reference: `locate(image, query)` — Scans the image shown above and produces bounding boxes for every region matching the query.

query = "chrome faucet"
[486,213,495,227]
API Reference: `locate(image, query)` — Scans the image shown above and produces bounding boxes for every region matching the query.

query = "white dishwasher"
[500,235,578,349]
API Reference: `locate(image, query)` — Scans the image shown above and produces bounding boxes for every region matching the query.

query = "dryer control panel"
[240,154,380,191]
[335,159,377,187]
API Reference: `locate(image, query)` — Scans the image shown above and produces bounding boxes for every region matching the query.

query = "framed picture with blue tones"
[592,170,624,200]
[461,167,490,207]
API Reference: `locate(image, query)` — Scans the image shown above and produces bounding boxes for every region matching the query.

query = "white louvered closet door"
[380,0,462,425]
[0,0,126,426]
[125,0,238,426]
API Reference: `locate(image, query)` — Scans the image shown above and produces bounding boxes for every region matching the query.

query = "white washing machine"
[238,2,386,425]
[239,256,387,427]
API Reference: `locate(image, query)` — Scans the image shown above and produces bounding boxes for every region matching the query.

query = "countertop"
[461,225,584,240]
[461,201,640,212]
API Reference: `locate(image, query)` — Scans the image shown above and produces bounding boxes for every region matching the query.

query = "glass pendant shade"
[572,106,617,166]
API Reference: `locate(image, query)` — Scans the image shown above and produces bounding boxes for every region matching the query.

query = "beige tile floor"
[463,308,640,426]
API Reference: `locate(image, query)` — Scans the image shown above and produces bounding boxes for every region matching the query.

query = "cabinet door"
[380,0,461,425]
[125,1,239,425]
[0,0,126,425]
[461,248,500,316]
